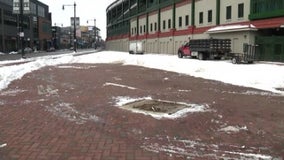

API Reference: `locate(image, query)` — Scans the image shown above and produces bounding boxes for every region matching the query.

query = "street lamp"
[62,2,77,52]
[87,19,96,48]
[20,0,25,58]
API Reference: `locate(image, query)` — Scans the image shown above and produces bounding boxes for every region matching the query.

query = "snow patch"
[0,89,27,96]
[114,96,152,107]
[57,65,96,70]
[0,143,7,148]
[103,82,137,90]
[142,135,274,160]
[219,125,248,133]
[45,102,101,125]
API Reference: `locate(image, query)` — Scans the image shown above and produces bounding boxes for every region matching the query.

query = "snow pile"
[75,51,284,95]
[0,54,75,91]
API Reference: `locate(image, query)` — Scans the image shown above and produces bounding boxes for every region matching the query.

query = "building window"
[199,12,203,24]
[208,10,212,23]
[144,25,146,33]
[132,28,134,35]
[168,19,171,29]
[163,20,166,30]
[238,3,244,18]
[140,26,142,34]
[185,15,189,26]
[155,22,157,31]
[226,6,232,20]
[134,27,137,34]
[150,23,153,32]
[179,16,182,27]
[37,5,45,17]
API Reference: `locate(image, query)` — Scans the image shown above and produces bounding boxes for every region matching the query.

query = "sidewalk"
[0,63,283,160]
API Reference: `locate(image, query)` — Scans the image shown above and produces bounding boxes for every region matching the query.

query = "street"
[0,48,99,62]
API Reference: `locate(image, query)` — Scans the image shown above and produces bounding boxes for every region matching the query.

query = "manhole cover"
[122,99,187,115]
[117,98,210,119]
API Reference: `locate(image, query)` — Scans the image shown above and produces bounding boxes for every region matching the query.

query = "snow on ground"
[141,135,274,160]
[0,50,284,96]
[0,50,283,159]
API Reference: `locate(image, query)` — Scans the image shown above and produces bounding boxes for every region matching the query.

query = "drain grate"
[122,99,187,115]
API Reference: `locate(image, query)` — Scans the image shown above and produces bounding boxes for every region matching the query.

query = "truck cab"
[178,42,191,58]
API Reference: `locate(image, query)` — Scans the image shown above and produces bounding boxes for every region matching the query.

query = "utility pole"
[63,2,77,52]
[20,0,25,58]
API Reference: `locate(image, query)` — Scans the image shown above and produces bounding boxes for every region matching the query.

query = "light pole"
[20,0,25,58]
[62,2,77,52]
[87,19,96,48]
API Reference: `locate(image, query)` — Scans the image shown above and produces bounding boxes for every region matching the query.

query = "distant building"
[106,0,284,62]
[0,0,52,53]
[52,25,101,49]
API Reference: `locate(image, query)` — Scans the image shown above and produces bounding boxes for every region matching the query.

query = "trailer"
[229,43,258,64]
[178,38,231,60]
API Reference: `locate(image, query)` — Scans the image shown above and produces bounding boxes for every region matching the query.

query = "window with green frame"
[226,6,232,20]
[178,16,182,27]
[238,3,244,18]
[185,15,189,26]
[208,10,212,23]
[199,12,203,24]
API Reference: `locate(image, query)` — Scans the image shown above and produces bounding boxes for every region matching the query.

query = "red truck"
[178,38,231,60]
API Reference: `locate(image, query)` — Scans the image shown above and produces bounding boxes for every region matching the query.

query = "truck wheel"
[232,57,240,64]
[178,51,183,58]
[198,53,204,60]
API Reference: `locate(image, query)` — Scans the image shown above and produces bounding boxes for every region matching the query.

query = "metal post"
[73,2,77,52]
[94,19,96,48]
[20,0,25,58]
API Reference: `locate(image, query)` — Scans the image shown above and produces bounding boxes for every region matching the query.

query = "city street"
[0,49,99,62]
[0,56,283,159]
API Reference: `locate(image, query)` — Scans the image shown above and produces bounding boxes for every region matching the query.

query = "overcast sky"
[39,0,115,40]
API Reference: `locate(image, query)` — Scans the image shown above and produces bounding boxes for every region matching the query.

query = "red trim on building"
[139,14,147,19]
[106,17,284,42]
[252,17,284,29]
[149,11,158,16]
[161,5,172,12]
[107,34,129,41]
[147,32,160,39]
[176,0,191,8]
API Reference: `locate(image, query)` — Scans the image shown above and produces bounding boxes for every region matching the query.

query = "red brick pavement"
[0,63,283,160]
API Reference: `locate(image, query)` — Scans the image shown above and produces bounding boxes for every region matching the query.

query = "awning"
[207,24,257,34]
